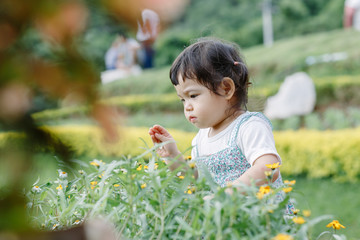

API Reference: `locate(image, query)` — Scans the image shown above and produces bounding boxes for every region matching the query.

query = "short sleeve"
[237,118,281,166]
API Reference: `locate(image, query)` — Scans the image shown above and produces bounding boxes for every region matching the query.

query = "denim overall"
[193,112,293,213]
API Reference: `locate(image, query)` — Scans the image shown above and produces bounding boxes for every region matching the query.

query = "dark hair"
[170,37,250,111]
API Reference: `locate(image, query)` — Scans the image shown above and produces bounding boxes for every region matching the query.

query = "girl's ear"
[220,77,236,100]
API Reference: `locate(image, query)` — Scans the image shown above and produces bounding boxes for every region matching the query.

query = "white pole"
[262,0,273,47]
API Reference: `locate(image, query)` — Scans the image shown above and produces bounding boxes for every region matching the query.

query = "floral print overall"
[193,112,293,213]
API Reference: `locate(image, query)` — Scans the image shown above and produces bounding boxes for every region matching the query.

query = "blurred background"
[1,0,360,238]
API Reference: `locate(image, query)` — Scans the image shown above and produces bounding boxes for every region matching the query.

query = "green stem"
[157,191,165,240]
[119,180,134,235]
[175,209,191,237]
[265,213,271,236]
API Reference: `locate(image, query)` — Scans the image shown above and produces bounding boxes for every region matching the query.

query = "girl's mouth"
[189,116,197,123]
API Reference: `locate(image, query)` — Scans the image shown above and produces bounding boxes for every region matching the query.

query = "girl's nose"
[184,101,193,111]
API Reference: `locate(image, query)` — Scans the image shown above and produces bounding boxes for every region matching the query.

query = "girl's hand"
[149,125,181,158]
[203,194,214,201]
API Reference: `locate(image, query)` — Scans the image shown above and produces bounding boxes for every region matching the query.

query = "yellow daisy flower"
[292,209,300,215]
[256,186,272,199]
[259,185,272,194]
[90,181,97,189]
[188,162,196,169]
[272,233,293,240]
[303,210,311,217]
[284,180,296,186]
[282,187,293,193]
[90,159,103,167]
[264,171,272,177]
[141,183,147,189]
[292,217,306,224]
[256,192,265,199]
[185,156,192,161]
[326,220,345,230]
[56,184,63,190]
[265,162,280,170]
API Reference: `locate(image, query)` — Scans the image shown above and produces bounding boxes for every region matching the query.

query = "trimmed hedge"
[1,126,360,182]
[275,129,360,182]
[32,74,360,122]
[32,94,183,122]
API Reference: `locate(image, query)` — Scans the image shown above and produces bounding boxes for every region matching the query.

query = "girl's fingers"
[153,125,172,137]
[149,126,161,135]
[151,135,161,143]
[149,125,172,143]
[154,133,170,142]
[153,125,167,133]
[150,133,160,143]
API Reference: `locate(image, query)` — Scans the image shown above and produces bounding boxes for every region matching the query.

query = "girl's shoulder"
[236,111,273,130]
[191,128,207,146]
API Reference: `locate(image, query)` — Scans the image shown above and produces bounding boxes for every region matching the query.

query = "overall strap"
[228,112,273,146]
[192,132,201,158]
[193,144,199,158]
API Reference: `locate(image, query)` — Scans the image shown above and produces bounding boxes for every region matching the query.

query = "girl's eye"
[190,94,198,98]
[180,99,185,102]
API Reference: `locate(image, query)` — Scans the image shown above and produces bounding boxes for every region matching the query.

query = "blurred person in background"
[136,9,160,69]
[104,32,140,71]
[344,0,360,30]
[102,32,142,84]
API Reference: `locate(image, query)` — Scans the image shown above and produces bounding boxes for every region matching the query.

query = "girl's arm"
[231,154,280,187]
[148,125,186,171]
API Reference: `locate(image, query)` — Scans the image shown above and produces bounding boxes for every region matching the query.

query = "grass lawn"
[292,177,360,239]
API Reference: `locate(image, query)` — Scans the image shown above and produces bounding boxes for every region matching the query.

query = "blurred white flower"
[32,185,41,193]
[58,170,68,179]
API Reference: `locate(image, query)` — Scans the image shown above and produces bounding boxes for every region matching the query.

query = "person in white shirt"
[344,0,360,30]
[136,9,160,68]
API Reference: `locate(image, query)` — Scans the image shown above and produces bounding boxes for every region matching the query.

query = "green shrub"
[31,73,360,124]
[100,67,173,97]
[32,94,183,122]
[275,128,360,182]
[2,126,360,182]
[323,108,352,130]
[314,75,360,107]
[304,113,324,130]
[347,107,360,127]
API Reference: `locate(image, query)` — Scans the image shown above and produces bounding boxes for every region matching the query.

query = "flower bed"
[26,152,347,239]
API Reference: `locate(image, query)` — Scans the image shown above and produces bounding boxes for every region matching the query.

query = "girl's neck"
[208,110,245,137]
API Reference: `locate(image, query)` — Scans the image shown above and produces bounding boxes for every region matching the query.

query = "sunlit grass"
[294,177,360,239]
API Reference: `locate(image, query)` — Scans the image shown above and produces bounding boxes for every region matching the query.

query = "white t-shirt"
[346,0,360,30]
[136,9,160,42]
[346,0,360,8]
[191,111,281,166]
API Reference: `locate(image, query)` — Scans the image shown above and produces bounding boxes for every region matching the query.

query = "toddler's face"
[174,76,231,131]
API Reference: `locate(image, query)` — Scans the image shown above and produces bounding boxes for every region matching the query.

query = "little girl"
[149,37,284,194]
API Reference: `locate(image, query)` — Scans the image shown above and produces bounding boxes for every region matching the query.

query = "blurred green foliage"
[154,0,344,67]
[16,0,345,72]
